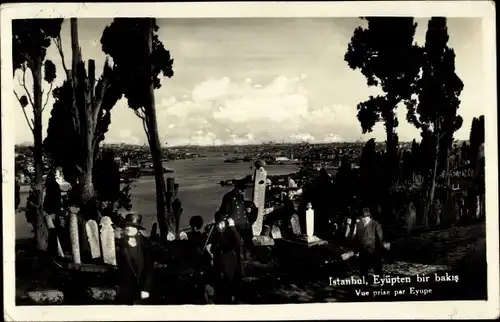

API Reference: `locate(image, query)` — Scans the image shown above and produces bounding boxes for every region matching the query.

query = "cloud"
[150,75,372,146]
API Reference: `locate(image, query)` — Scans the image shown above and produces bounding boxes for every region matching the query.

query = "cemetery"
[15,155,486,304]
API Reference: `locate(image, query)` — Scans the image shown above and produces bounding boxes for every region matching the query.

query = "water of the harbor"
[16,155,299,239]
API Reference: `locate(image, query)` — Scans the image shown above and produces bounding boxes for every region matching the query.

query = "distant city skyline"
[13,17,485,146]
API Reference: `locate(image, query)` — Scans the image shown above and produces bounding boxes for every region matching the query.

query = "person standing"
[353,207,389,284]
[116,213,154,305]
[218,178,255,262]
[210,213,242,304]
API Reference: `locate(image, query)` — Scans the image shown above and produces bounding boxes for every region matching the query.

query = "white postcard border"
[1,2,498,320]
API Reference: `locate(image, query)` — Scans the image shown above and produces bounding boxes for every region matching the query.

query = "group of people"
[115,177,259,305]
[19,163,393,304]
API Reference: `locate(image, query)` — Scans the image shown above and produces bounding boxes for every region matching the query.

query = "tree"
[12,18,63,250]
[406,17,464,225]
[469,115,485,168]
[45,18,122,207]
[358,138,383,207]
[101,18,174,236]
[345,17,421,187]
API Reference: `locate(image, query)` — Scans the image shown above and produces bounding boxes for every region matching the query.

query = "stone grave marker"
[252,236,275,246]
[85,220,101,259]
[166,231,176,241]
[251,165,267,236]
[404,202,417,234]
[344,217,352,239]
[271,225,282,239]
[100,216,116,266]
[69,212,81,264]
[290,214,301,235]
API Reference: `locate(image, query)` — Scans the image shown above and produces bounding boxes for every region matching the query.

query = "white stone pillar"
[305,202,314,237]
[252,165,267,236]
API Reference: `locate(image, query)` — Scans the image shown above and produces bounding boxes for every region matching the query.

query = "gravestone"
[251,165,267,236]
[344,218,352,239]
[271,225,282,239]
[305,202,314,237]
[404,202,417,234]
[252,236,275,246]
[100,216,116,266]
[69,213,81,264]
[475,195,481,220]
[56,238,64,258]
[85,220,101,259]
[179,231,188,240]
[166,231,176,241]
[261,225,271,237]
[352,219,360,238]
[290,214,301,235]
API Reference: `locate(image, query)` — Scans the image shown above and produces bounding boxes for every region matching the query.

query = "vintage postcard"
[1,1,498,321]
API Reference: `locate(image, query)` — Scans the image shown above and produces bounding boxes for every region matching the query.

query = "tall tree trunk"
[427,134,440,227]
[71,18,95,205]
[32,59,48,251]
[445,147,451,186]
[145,18,168,236]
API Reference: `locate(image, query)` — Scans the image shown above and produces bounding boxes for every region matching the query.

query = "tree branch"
[20,66,35,108]
[53,37,71,81]
[135,108,152,146]
[13,90,34,133]
[41,82,54,112]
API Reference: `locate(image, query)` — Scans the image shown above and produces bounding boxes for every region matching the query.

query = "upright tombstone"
[271,225,282,239]
[475,195,481,220]
[100,216,116,266]
[305,202,314,237]
[352,218,360,238]
[85,220,101,260]
[404,202,417,234]
[290,214,302,235]
[166,232,176,241]
[344,217,352,239]
[166,177,175,213]
[251,161,267,236]
[69,213,81,264]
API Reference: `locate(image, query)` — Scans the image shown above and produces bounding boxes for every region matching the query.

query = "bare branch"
[134,108,151,146]
[41,82,54,112]
[53,37,71,81]
[13,90,34,133]
[20,66,35,108]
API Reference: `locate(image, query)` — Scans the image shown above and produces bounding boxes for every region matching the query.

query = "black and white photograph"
[1,2,498,320]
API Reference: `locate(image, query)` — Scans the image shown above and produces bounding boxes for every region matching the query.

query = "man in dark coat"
[218,179,256,262]
[116,213,154,305]
[353,207,389,284]
[210,212,242,304]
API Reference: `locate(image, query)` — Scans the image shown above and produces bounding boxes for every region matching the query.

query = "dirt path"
[238,223,487,303]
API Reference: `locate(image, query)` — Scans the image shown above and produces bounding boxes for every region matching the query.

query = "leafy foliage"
[358,138,384,208]
[345,17,421,188]
[12,19,63,72]
[345,17,421,133]
[100,18,174,110]
[407,17,464,172]
[469,115,485,167]
[43,59,56,83]
[93,149,121,202]
[44,80,81,185]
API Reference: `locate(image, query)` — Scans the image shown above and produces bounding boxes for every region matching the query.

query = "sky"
[13,17,484,146]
